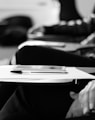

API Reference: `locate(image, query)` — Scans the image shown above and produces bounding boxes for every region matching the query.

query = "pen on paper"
[11,70,68,74]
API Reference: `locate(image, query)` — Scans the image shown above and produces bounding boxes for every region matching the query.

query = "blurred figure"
[0,16,33,46]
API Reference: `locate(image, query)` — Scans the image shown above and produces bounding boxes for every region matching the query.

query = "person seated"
[10,41,95,119]
[0,42,93,120]
[27,13,95,60]
[1,14,95,120]
[28,13,95,43]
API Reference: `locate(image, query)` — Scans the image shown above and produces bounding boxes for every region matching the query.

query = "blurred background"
[0,0,95,64]
[0,0,95,26]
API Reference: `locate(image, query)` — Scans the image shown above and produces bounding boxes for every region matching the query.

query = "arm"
[44,14,95,36]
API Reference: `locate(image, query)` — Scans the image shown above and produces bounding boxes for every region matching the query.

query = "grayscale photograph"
[0,0,95,120]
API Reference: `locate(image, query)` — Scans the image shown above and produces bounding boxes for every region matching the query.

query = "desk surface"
[0,65,95,83]
[28,35,95,52]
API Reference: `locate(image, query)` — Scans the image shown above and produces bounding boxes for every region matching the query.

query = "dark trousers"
[0,82,79,120]
[0,81,95,120]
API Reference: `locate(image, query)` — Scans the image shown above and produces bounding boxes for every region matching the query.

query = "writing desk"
[0,65,95,83]
[28,35,95,53]
[0,65,94,116]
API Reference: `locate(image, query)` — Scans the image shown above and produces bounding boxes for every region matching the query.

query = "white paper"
[0,65,95,83]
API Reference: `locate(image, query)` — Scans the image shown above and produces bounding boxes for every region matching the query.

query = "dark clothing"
[59,0,82,21]
[31,14,95,44]
[0,82,95,120]
[16,46,95,67]
[0,46,95,120]
[44,18,95,36]
[0,83,75,120]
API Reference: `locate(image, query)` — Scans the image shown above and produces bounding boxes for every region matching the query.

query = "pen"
[11,70,23,74]
[11,70,68,74]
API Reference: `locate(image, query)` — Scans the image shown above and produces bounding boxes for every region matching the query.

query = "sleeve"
[44,14,95,36]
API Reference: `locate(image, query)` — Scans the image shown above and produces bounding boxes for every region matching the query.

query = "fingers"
[66,98,83,118]
[79,80,95,114]
[66,80,95,119]
[79,88,89,114]
[89,81,95,109]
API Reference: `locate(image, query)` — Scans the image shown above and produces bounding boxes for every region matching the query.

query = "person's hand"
[66,80,95,119]
[79,80,95,114]
[66,92,83,118]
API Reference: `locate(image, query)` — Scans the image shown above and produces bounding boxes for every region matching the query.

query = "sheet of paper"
[0,65,95,83]
[18,40,65,49]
